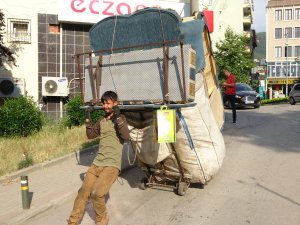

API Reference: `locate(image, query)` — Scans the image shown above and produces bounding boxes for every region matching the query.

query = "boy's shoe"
[67,219,79,225]
[96,214,109,225]
[232,121,236,124]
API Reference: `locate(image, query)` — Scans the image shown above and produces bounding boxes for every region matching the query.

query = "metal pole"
[285,33,289,96]
[60,24,63,118]
[21,176,30,209]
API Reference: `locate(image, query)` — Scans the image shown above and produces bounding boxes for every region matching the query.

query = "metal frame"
[74,40,193,107]
[140,142,191,196]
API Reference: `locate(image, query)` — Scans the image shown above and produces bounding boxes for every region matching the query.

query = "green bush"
[261,97,289,105]
[18,154,33,169]
[0,96,45,137]
[64,95,104,128]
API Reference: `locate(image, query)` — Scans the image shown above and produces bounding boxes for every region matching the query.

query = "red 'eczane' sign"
[58,0,189,24]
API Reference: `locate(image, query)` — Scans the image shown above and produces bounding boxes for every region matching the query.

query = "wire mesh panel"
[84,44,196,104]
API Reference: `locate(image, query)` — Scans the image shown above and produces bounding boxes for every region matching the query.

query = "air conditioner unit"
[42,77,68,97]
[0,77,26,97]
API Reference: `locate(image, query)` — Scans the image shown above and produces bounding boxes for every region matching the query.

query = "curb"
[0,145,98,185]
[7,190,78,225]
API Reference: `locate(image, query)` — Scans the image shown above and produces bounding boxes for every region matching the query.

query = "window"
[285,27,292,38]
[49,24,60,33]
[7,18,31,43]
[275,46,282,57]
[284,46,292,57]
[295,27,300,38]
[275,28,282,39]
[295,46,300,57]
[291,62,298,77]
[275,10,282,20]
[276,66,282,77]
[285,9,293,20]
[295,84,300,90]
[295,8,300,20]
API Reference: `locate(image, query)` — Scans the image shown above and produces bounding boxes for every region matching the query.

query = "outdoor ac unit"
[0,77,26,97]
[42,77,68,97]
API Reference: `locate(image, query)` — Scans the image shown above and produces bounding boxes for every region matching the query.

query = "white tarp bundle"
[128,73,226,184]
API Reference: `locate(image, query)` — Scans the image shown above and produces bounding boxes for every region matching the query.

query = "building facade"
[266,0,300,97]
[1,0,252,120]
[202,0,254,50]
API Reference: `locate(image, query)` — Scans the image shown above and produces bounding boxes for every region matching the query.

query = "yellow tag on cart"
[156,106,176,143]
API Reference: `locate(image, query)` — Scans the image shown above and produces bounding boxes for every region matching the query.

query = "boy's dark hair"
[101,91,118,103]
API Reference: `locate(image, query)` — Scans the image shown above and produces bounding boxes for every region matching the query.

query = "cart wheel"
[177,182,188,196]
[139,177,148,190]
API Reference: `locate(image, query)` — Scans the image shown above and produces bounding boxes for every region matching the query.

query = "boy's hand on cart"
[85,103,95,124]
[111,106,121,122]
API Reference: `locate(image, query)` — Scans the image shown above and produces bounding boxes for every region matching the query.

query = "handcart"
[74,8,225,196]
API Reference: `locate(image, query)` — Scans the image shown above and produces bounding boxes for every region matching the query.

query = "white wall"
[2,0,58,101]
[210,0,244,49]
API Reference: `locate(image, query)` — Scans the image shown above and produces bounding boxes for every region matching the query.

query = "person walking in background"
[223,69,237,123]
[67,91,130,225]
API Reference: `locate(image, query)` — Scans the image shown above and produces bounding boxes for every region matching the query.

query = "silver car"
[289,83,300,105]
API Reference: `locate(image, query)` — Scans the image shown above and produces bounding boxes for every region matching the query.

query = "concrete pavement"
[0,145,136,225]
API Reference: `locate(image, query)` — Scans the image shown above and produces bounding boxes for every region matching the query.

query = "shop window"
[291,63,296,76]
[297,64,300,77]
[275,66,281,77]
[7,18,31,43]
[268,65,275,77]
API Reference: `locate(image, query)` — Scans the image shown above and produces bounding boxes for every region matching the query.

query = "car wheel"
[254,102,261,108]
[289,97,296,105]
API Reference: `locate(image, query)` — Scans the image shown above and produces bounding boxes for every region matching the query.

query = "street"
[25,104,300,225]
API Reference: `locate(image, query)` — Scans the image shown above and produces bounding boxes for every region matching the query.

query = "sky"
[252,0,266,32]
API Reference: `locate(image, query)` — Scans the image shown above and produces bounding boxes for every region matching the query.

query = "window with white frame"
[285,27,293,38]
[7,18,31,43]
[275,46,282,58]
[275,9,282,20]
[295,27,300,38]
[275,28,282,39]
[295,8,300,20]
[285,9,293,20]
[295,46,300,57]
[285,46,292,57]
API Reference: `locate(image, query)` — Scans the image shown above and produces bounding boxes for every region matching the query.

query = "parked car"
[289,83,300,105]
[224,83,261,108]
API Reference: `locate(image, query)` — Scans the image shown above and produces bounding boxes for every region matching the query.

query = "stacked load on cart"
[76,8,225,195]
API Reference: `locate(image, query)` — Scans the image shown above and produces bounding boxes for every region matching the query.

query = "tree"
[0,9,16,68]
[214,28,255,84]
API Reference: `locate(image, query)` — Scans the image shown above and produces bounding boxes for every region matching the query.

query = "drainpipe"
[60,24,63,119]
[190,0,199,15]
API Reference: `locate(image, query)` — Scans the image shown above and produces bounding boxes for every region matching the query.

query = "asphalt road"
[25,104,300,225]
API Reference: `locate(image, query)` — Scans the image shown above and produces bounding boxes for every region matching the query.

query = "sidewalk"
[0,145,136,225]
